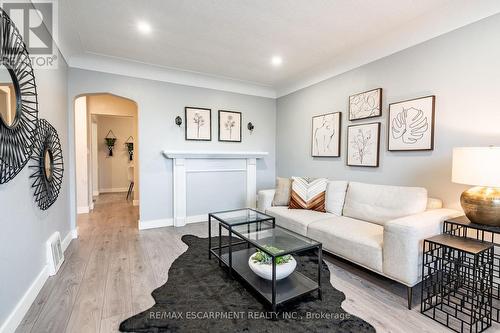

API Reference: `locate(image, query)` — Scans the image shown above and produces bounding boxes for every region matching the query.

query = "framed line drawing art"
[388,95,435,151]
[311,112,341,157]
[185,107,212,141]
[218,110,242,142]
[347,122,380,167]
[349,88,382,121]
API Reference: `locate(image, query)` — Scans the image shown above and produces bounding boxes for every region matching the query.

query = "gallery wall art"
[388,95,435,151]
[347,122,380,167]
[185,107,212,141]
[349,88,382,121]
[218,110,241,142]
[311,112,341,157]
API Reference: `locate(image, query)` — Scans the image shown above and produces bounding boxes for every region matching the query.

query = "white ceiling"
[57,0,500,97]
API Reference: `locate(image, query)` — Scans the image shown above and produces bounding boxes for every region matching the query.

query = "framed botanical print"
[311,112,341,157]
[349,88,382,121]
[347,122,380,167]
[185,107,212,141]
[388,95,435,151]
[218,110,241,142]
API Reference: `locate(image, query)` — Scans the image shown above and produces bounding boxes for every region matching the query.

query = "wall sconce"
[175,116,182,127]
[247,122,254,132]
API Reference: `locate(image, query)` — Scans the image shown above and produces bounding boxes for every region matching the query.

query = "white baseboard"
[99,187,129,193]
[0,266,49,333]
[138,215,207,230]
[62,228,78,252]
[133,200,139,206]
[77,206,89,214]
[138,218,173,230]
[185,214,208,224]
[92,190,99,196]
[0,228,77,333]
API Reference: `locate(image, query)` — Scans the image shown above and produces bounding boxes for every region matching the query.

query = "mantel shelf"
[162,150,268,159]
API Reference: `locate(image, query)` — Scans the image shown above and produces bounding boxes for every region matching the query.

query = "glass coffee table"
[208,208,322,311]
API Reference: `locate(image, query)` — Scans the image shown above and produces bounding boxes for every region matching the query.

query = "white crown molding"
[67,53,277,98]
[276,2,500,97]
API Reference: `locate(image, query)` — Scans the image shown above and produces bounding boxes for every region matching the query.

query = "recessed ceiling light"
[271,56,282,66]
[137,21,152,34]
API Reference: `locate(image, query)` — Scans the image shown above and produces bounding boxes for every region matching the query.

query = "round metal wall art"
[0,8,39,184]
[29,119,64,210]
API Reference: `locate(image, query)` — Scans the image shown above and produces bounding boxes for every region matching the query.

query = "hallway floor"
[15,193,499,332]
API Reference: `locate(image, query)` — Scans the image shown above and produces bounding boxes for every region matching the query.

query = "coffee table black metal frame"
[208,208,322,312]
[208,208,275,275]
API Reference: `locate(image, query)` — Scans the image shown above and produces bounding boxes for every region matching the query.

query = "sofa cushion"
[343,182,428,225]
[307,216,384,273]
[272,177,292,206]
[265,206,335,235]
[325,180,348,216]
[289,177,328,212]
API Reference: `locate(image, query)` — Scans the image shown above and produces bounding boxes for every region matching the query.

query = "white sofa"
[257,181,462,309]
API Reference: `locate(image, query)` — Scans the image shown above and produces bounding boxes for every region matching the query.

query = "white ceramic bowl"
[248,253,297,280]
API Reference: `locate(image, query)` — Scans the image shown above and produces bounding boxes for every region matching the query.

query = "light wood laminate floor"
[15,193,500,332]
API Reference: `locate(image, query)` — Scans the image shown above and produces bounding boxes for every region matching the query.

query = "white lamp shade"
[452,147,500,187]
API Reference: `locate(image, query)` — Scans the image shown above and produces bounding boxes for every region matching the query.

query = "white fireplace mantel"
[162,150,268,159]
[162,150,268,227]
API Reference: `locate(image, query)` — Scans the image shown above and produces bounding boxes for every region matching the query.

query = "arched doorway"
[72,93,140,226]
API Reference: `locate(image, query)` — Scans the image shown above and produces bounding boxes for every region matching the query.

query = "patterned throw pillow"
[289,177,328,212]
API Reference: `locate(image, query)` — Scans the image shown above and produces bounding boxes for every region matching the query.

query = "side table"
[421,234,493,333]
[444,216,500,322]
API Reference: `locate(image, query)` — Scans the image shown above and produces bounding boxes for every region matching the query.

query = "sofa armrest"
[257,189,276,212]
[383,208,462,286]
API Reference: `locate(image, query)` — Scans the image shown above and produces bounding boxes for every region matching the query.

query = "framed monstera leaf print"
[388,96,435,151]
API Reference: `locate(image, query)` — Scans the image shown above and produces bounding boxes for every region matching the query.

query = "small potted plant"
[105,130,117,157]
[248,245,296,280]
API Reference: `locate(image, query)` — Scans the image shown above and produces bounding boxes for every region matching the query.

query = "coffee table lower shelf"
[220,248,319,307]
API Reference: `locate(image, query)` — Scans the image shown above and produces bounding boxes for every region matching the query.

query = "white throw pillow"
[325,181,348,216]
[342,182,428,225]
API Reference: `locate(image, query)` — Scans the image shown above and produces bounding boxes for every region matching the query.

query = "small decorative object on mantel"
[247,122,254,132]
[311,112,341,157]
[218,110,241,142]
[388,95,435,151]
[0,7,39,185]
[248,245,297,280]
[452,146,500,226]
[347,122,380,167]
[29,119,64,210]
[175,116,182,127]
[105,130,117,156]
[349,88,382,121]
[185,107,211,141]
[125,136,134,161]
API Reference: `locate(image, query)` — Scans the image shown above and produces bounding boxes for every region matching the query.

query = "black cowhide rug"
[120,235,375,333]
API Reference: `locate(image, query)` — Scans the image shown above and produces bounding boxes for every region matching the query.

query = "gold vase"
[461,186,500,226]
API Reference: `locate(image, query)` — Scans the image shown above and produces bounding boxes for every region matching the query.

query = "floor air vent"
[47,232,64,276]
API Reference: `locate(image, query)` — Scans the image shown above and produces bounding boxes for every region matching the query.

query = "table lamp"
[452,147,500,226]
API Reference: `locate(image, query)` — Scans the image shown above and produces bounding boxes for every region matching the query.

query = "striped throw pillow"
[289,177,328,212]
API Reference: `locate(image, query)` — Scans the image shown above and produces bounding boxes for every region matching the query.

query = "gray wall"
[0,51,70,324]
[68,69,276,223]
[276,14,500,209]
